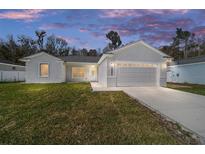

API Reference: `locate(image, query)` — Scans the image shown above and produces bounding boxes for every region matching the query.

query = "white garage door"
[117,66,157,87]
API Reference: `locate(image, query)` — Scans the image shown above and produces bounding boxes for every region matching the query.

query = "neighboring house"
[0,59,25,82]
[20,40,170,87]
[167,55,205,85]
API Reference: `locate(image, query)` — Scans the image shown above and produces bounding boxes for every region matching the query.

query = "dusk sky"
[0,9,205,50]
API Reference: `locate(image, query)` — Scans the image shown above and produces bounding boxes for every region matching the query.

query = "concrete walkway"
[90,82,122,91]
[122,87,205,140]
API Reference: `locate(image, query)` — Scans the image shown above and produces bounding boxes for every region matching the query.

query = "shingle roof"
[20,52,101,63]
[0,59,25,66]
[175,55,205,65]
[0,59,13,64]
[59,55,101,63]
[107,40,168,57]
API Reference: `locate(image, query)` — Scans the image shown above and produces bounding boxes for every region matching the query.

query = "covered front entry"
[66,63,98,82]
[116,63,157,87]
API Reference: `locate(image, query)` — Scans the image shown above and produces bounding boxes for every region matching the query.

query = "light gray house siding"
[21,52,99,83]
[98,58,108,86]
[167,63,205,85]
[159,63,167,86]
[20,41,169,86]
[99,41,168,87]
[0,63,25,71]
[25,53,66,83]
[112,43,164,63]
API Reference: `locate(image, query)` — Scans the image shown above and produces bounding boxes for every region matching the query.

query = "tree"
[45,35,56,54]
[59,46,71,56]
[197,36,205,55]
[173,28,191,59]
[183,30,191,58]
[5,35,19,63]
[187,33,199,57]
[35,30,46,51]
[46,35,69,56]
[56,37,68,55]
[88,49,97,56]
[17,35,37,56]
[80,48,88,56]
[106,31,122,50]
[71,47,79,55]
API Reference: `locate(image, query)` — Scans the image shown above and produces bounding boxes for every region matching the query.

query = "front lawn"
[0,83,198,144]
[167,82,205,96]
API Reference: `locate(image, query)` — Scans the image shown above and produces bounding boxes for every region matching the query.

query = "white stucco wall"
[25,53,65,83]
[98,58,108,87]
[167,63,205,85]
[113,43,165,63]
[104,42,167,87]
[159,63,167,87]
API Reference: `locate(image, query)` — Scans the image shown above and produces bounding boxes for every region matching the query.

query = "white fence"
[0,71,25,82]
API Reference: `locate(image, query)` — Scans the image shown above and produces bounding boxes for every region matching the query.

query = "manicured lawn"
[167,82,205,96]
[0,83,197,144]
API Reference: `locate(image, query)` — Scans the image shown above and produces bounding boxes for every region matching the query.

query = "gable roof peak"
[108,40,168,57]
[19,51,63,62]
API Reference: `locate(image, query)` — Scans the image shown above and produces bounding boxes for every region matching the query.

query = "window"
[116,63,157,68]
[110,63,115,76]
[40,63,49,77]
[72,67,85,78]
[111,67,114,76]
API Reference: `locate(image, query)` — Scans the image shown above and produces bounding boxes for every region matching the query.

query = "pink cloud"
[192,26,205,35]
[57,35,91,49]
[40,23,68,30]
[91,32,104,38]
[79,28,88,32]
[56,35,76,43]
[0,10,45,21]
[100,10,141,18]
[100,9,190,19]
[147,9,189,14]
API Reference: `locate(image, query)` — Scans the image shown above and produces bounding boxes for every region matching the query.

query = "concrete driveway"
[122,87,205,140]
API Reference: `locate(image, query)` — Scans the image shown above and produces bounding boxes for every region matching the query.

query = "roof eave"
[97,53,113,64]
[19,58,30,62]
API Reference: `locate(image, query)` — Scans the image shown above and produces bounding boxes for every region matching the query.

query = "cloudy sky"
[0,9,205,50]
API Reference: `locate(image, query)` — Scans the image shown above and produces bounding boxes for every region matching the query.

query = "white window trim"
[116,62,158,68]
[110,65,114,76]
[72,67,85,79]
[39,63,49,78]
[108,62,116,78]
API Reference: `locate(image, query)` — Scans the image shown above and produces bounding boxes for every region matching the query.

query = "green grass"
[0,83,196,144]
[167,82,205,96]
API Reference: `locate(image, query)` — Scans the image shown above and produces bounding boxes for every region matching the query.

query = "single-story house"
[167,55,205,85]
[20,40,170,87]
[0,59,25,82]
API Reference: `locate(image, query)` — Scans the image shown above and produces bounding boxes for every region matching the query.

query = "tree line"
[0,30,102,64]
[0,30,123,64]
[3,27,204,65]
[160,28,205,60]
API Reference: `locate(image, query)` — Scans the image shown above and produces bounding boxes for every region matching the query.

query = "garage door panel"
[117,67,157,87]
